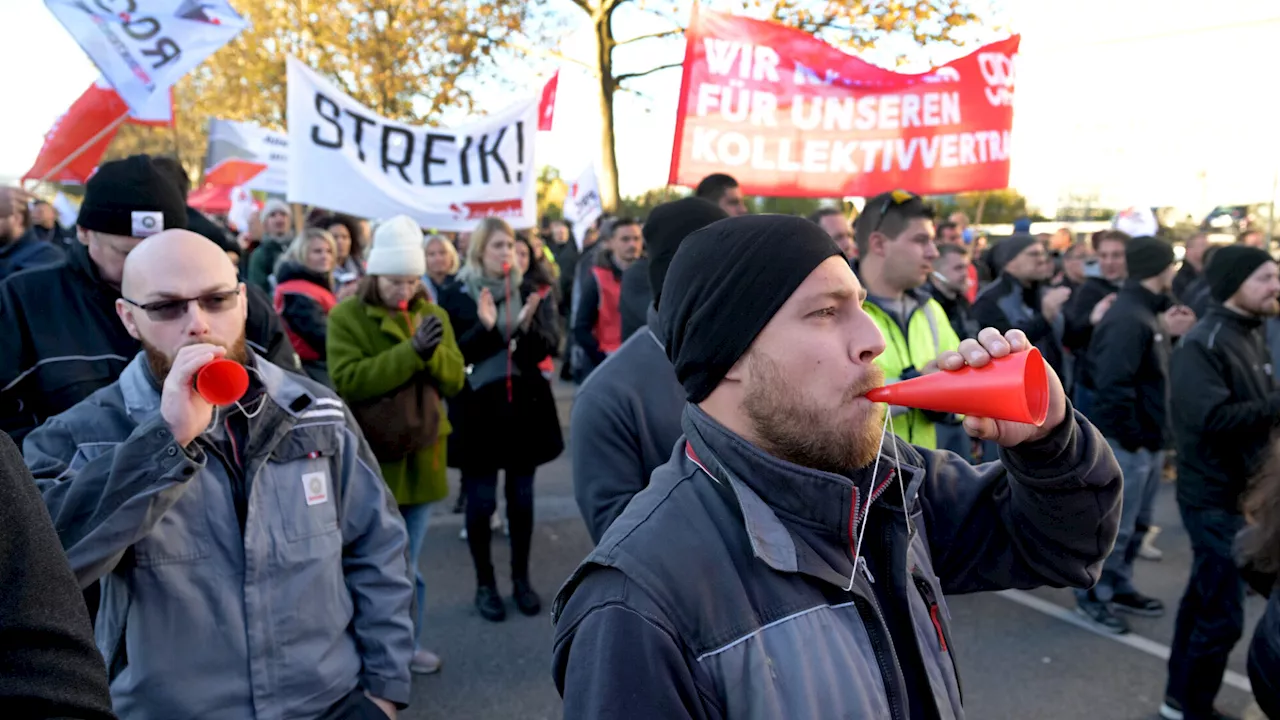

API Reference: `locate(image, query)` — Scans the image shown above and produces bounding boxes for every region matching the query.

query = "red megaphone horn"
[193,358,250,406]
[865,347,1050,426]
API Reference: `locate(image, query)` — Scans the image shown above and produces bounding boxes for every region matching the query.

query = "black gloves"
[412,314,445,359]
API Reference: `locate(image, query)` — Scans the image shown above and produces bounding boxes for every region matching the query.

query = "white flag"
[287,57,538,231]
[46,0,249,114]
[562,166,603,250]
[206,119,289,194]
[227,186,257,234]
[52,192,80,228]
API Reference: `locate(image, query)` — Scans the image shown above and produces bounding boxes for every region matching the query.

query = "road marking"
[997,589,1253,694]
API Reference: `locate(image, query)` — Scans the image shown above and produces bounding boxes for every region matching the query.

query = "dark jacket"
[1249,576,1280,720]
[619,256,652,343]
[553,403,1122,720]
[1062,277,1121,389]
[572,248,623,374]
[1183,275,1215,319]
[0,234,64,278]
[274,262,336,386]
[0,243,297,443]
[1172,261,1200,304]
[437,275,564,473]
[0,432,115,719]
[246,234,290,293]
[184,207,235,252]
[972,273,1066,375]
[571,305,684,544]
[1170,305,1280,511]
[555,241,586,319]
[1086,281,1173,451]
[928,281,980,340]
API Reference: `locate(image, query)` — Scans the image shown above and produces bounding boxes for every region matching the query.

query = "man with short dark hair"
[572,198,727,543]
[1061,242,1092,291]
[930,243,979,341]
[1063,229,1128,415]
[552,214,1122,720]
[0,188,64,278]
[25,199,73,246]
[935,220,962,246]
[694,173,747,217]
[853,190,959,450]
[572,217,643,382]
[973,235,1071,377]
[808,207,854,259]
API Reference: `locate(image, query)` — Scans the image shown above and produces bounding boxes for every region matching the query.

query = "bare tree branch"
[615,61,682,82]
[616,28,682,46]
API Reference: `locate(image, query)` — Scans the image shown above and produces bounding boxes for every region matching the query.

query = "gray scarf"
[456,264,524,342]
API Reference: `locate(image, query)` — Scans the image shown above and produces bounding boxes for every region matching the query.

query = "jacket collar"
[681,404,920,584]
[1207,302,1265,331]
[645,303,663,346]
[362,298,428,342]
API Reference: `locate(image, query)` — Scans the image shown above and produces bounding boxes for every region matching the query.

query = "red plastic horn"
[865,347,1050,426]
[193,359,249,406]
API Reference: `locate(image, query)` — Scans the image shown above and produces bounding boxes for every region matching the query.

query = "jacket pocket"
[133,476,213,566]
[270,432,342,547]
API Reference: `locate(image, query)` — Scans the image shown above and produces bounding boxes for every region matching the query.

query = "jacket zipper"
[846,475,907,720]
[913,575,948,652]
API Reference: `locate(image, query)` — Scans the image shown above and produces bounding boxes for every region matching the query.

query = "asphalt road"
[402,380,1266,720]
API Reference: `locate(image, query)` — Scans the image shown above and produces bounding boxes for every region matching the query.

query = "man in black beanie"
[570,198,727,543]
[0,154,296,444]
[973,234,1072,379]
[552,214,1122,719]
[1076,237,1195,634]
[1164,245,1280,720]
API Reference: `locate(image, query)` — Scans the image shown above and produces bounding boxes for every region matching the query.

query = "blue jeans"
[1077,440,1162,602]
[399,502,434,650]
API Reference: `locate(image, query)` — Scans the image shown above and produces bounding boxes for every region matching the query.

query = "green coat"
[327,296,465,506]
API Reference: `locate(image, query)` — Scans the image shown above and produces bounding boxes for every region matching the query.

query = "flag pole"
[35,111,130,185]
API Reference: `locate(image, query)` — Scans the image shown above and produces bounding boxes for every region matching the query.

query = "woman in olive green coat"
[326,215,465,676]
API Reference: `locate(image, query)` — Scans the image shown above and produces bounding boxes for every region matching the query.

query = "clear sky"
[4,0,1278,218]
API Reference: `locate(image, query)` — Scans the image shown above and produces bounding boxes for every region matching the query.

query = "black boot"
[475,584,506,622]
[512,578,542,617]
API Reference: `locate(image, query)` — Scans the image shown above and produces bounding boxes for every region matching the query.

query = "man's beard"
[742,351,887,474]
[143,333,249,385]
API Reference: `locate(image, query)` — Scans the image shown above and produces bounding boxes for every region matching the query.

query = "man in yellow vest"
[851,190,961,451]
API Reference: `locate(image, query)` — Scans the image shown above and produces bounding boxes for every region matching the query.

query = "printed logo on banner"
[978,53,1016,107]
[448,199,526,221]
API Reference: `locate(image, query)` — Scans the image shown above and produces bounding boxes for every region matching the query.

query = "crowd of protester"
[0,158,1278,720]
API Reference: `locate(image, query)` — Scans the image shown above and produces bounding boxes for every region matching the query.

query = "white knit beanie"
[260,198,289,222]
[367,215,426,276]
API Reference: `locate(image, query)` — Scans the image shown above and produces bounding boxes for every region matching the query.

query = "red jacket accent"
[273,279,337,361]
[966,264,978,304]
[590,265,623,355]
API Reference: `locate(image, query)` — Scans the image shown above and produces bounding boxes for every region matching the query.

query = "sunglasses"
[122,289,240,322]
[866,189,918,236]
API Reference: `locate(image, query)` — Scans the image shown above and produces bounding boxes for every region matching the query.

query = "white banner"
[286,57,538,231]
[45,0,248,115]
[562,165,602,250]
[205,119,288,194]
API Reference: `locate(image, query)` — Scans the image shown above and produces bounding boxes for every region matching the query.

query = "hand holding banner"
[669,8,1019,197]
[287,57,538,231]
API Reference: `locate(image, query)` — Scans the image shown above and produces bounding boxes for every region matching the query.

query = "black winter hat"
[992,234,1038,272]
[643,197,729,309]
[1207,245,1274,302]
[76,155,187,238]
[1125,236,1175,280]
[658,215,841,403]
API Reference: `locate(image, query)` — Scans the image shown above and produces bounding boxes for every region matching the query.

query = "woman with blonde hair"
[437,217,563,622]
[423,234,459,302]
[273,227,338,385]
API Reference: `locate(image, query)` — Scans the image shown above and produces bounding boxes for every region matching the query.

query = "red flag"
[669,8,1019,197]
[21,82,175,184]
[204,158,269,187]
[538,71,559,132]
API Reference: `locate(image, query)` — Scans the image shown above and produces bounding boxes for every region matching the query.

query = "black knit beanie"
[77,155,187,238]
[1208,245,1273,302]
[659,215,841,403]
[644,197,729,309]
[1125,236,1175,280]
[992,234,1037,272]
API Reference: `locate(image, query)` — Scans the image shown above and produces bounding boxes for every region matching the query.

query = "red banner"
[669,8,1019,197]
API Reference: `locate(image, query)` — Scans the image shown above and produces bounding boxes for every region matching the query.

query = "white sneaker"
[489,511,501,531]
[410,649,442,675]
[1139,527,1164,561]
[1159,701,1183,720]
[458,525,467,541]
